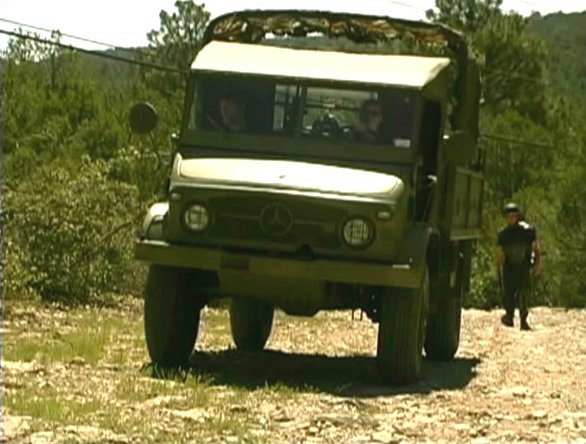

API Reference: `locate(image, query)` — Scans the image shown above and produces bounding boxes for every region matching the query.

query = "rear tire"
[424,292,462,360]
[229,297,274,351]
[377,266,429,384]
[144,265,201,366]
[424,241,472,360]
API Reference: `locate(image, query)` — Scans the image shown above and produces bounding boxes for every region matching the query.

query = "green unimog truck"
[131,10,484,384]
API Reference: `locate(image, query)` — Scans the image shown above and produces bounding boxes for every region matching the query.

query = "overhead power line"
[0,28,187,76]
[0,27,184,74]
[384,0,429,12]
[508,0,545,8]
[480,133,552,149]
[484,67,544,85]
[0,17,136,53]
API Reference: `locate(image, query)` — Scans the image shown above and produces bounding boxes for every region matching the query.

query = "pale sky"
[0,0,585,51]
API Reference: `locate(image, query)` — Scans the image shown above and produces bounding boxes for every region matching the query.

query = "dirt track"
[3,302,586,444]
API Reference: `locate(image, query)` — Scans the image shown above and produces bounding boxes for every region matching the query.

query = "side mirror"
[441,131,476,165]
[129,102,158,134]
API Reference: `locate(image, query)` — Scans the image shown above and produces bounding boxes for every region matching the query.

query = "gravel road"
[3,302,586,444]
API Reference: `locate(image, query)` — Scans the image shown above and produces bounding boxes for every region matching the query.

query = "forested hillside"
[1,0,585,308]
[528,11,586,103]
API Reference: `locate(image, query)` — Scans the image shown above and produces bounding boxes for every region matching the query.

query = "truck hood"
[177,157,405,200]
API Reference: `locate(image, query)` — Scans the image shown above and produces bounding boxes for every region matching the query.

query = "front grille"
[207,194,346,250]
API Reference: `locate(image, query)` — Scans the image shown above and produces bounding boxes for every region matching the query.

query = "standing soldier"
[495,203,542,330]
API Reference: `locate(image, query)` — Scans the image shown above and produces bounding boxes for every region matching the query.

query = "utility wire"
[0,28,187,76]
[484,67,544,85]
[384,0,430,12]
[0,17,136,53]
[383,0,550,18]
[508,0,545,8]
[480,133,552,149]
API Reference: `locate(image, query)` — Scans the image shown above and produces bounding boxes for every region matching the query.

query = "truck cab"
[133,10,484,384]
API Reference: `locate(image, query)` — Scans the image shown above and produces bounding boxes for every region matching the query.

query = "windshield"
[190,77,415,148]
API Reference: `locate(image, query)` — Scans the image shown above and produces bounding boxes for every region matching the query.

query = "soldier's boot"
[520,311,531,331]
[501,313,514,327]
[519,289,531,330]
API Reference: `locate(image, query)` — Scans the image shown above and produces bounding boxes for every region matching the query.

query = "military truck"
[130,10,484,384]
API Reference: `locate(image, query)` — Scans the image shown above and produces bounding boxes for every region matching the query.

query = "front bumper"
[135,240,421,288]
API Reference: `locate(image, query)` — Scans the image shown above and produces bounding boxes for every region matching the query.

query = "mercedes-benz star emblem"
[259,203,293,236]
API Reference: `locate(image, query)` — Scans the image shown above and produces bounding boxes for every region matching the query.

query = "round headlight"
[342,218,374,247]
[184,204,210,232]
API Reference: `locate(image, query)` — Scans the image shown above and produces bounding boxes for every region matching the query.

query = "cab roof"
[192,40,452,90]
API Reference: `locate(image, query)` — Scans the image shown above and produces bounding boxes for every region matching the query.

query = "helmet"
[502,202,521,215]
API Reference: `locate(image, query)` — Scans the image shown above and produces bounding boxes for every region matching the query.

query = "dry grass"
[2,298,313,443]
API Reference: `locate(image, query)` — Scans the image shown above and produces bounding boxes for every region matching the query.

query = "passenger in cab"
[355,99,384,143]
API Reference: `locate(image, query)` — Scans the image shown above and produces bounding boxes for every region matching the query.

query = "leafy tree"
[480,110,554,201]
[3,32,102,157]
[528,12,586,104]
[140,0,210,99]
[475,14,548,122]
[545,98,586,306]
[3,28,61,62]
[428,0,548,122]
[427,0,503,33]
[1,30,59,155]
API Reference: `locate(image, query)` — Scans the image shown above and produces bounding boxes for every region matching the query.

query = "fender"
[141,202,169,240]
[394,222,440,285]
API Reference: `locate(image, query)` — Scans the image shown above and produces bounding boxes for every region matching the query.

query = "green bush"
[69,108,129,160]
[467,243,501,310]
[2,241,43,301]
[108,145,170,203]
[2,156,139,304]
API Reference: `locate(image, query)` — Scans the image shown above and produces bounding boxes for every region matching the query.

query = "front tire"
[377,267,429,384]
[144,265,201,366]
[229,297,274,351]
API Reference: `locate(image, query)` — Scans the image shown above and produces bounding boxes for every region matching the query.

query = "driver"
[219,92,247,132]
